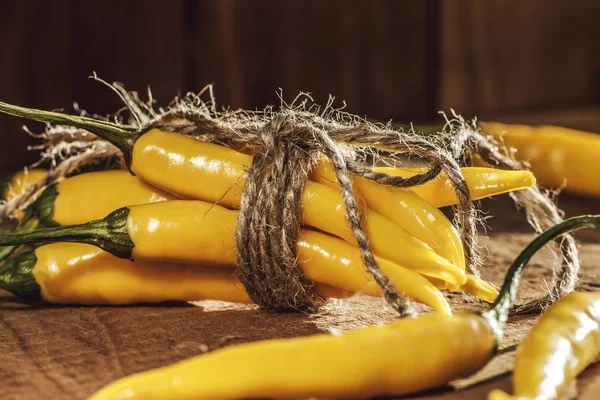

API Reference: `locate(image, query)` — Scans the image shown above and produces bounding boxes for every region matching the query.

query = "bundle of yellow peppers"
[0,101,538,313]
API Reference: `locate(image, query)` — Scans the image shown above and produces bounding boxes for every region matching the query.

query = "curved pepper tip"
[517,170,537,190]
[463,275,499,303]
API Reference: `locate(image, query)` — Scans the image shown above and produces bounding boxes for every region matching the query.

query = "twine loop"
[157,108,478,315]
[235,113,326,311]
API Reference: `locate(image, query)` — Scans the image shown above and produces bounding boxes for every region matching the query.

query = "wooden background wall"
[1,0,600,174]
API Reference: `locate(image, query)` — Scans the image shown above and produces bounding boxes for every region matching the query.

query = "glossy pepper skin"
[481,122,600,197]
[0,168,47,262]
[489,291,600,400]
[312,160,465,271]
[89,312,494,400]
[0,102,468,273]
[44,170,176,225]
[0,242,351,305]
[0,170,175,264]
[87,215,600,400]
[128,129,466,277]
[0,200,452,314]
[374,166,536,208]
[130,200,461,288]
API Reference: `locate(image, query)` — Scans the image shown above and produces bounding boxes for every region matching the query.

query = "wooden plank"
[0,0,75,174]
[0,0,185,176]
[192,0,431,121]
[1,195,600,399]
[439,0,600,115]
[70,0,185,116]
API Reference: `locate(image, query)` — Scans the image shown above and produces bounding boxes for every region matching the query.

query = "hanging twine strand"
[464,124,580,314]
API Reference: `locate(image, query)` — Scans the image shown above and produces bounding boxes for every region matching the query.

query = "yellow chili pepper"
[90,214,598,399]
[374,166,536,208]
[0,102,467,275]
[428,274,499,303]
[489,291,600,400]
[480,122,600,197]
[88,214,600,399]
[126,201,464,286]
[20,170,466,288]
[0,201,453,313]
[312,160,465,270]
[90,312,493,400]
[34,169,176,226]
[0,169,175,264]
[0,242,354,304]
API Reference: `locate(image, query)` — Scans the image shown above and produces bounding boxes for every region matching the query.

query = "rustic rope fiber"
[464,124,580,314]
[153,97,481,314]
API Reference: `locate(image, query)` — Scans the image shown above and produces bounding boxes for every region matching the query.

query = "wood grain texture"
[0,0,75,172]
[191,0,431,121]
[3,1,600,174]
[0,0,185,175]
[1,195,600,399]
[70,0,185,116]
[439,0,600,115]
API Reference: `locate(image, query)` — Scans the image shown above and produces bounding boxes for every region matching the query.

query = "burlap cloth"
[1,194,599,399]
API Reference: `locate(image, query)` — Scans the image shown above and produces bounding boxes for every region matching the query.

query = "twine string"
[467,129,580,314]
[158,108,478,314]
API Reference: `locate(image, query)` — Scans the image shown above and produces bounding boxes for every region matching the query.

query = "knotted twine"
[152,107,477,316]
[0,87,580,315]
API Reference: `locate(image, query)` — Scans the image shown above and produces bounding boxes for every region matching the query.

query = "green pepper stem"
[0,215,40,263]
[0,207,134,260]
[481,214,600,340]
[0,101,142,168]
[0,251,40,299]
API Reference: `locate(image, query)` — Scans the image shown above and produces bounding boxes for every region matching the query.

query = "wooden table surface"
[1,194,600,399]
